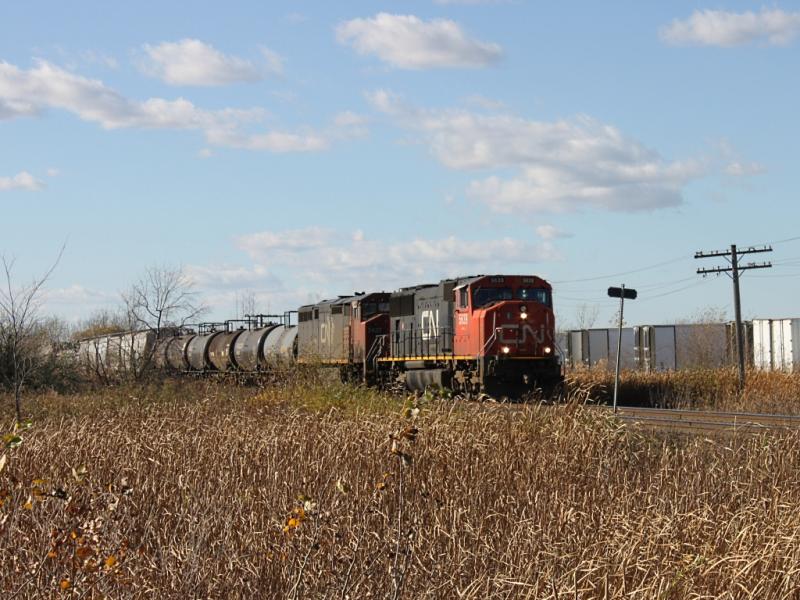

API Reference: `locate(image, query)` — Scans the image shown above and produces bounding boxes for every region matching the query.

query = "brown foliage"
[570,368,800,413]
[2,381,800,597]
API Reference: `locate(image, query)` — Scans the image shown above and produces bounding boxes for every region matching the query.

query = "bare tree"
[72,308,126,340]
[123,265,205,333]
[608,309,627,328]
[0,251,63,422]
[235,290,257,319]
[574,303,600,330]
[71,308,128,383]
[120,265,205,378]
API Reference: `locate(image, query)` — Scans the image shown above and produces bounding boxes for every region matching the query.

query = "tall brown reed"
[2,381,800,597]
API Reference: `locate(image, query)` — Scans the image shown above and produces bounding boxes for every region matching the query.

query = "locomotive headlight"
[543,346,552,354]
[520,311,528,320]
[501,346,510,354]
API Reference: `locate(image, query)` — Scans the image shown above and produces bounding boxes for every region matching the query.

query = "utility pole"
[694,244,772,389]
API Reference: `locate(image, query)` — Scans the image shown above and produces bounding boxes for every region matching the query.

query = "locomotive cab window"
[516,287,551,307]
[361,301,390,319]
[458,287,468,308]
[472,287,513,308]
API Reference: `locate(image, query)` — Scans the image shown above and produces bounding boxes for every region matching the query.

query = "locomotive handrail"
[367,334,387,369]
[392,328,454,360]
[480,312,499,359]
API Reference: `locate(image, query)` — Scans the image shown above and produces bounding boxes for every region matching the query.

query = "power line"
[754,234,800,246]
[637,280,708,301]
[551,255,689,284]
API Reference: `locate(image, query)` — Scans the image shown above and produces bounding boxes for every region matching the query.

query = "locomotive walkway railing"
[391,328,454,360]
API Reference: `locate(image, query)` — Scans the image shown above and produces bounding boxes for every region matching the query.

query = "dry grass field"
[2,379,800,598]
[568,368,800,414]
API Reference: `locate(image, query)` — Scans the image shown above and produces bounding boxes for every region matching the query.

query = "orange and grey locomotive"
[296,274,561,395]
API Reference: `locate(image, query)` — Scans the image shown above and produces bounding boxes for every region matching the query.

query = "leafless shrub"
[116,265,206,381]
[0,250,63,421]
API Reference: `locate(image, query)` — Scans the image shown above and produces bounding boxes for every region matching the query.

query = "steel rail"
[608,406,800,434]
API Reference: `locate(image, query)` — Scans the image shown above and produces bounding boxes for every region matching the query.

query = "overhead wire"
[754,234,800,247]
[550,255,690,284]
[636,279,709,302]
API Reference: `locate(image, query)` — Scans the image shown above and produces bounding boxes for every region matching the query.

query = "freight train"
[74,274,563,396]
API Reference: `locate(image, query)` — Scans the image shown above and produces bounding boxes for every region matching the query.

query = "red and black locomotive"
[297,274,562,396]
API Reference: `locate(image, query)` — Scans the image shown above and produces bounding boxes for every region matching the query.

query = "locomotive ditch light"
[543,346,552,354]
[501,346,510,354]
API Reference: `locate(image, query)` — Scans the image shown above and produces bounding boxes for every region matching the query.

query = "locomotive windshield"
[472,287,513,307]
[517,287,551,307]
[361,301,390,319]
[471,286,551,308]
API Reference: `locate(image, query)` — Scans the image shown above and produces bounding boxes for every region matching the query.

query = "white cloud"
[43,284,114,306]
[259,47,285,75]
[139,39,282,86]
[81,50,119,70]
[285,12,308,24]
[0,60,363,153]
[725,161,767,176]
[184,263,280,289]
[236,227,334,260]
[661,9,800,47]
[206,129,329,152]
[463,94,506,111]
[536,225,572,241]
[336,13,502,69]
[0,98,39,119]
[158,227,567,317]
[233,227,559,292]
[332,110,370,139]
[46,167,60,177]
[367,89,708,213]
[0,171,44,192]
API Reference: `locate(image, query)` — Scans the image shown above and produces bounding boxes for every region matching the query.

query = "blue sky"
[2,1,799,329]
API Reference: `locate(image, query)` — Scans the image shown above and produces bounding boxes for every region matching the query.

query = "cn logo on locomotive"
[497,323,546,347]
[420,309,439,340]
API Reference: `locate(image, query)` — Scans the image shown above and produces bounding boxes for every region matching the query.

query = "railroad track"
[609,406,800,435]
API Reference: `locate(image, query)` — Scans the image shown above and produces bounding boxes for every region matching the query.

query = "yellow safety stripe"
[298,356,553,364]
[297,358,351,365]
[375,355,551,363]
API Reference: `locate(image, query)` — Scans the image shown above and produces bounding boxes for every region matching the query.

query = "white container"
[567,328,634,370]
[636,323,728,371]
[752,318,800,372]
